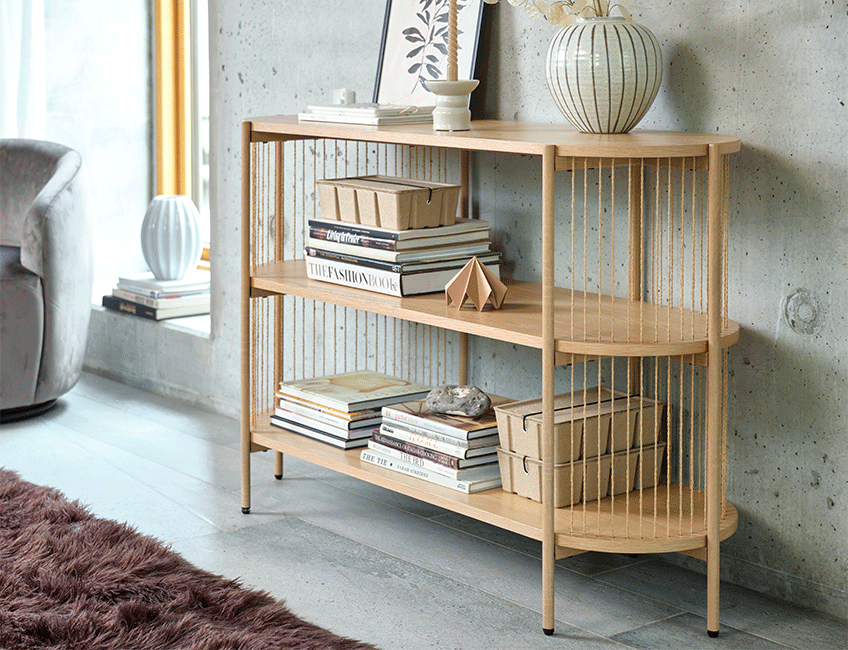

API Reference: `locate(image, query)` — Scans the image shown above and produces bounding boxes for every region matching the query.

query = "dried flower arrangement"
[482,0,633,27]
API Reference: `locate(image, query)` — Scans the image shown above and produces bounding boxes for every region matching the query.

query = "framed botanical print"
[373,0,485,106]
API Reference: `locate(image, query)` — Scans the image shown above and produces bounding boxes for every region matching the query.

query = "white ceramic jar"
[140,195,201,281]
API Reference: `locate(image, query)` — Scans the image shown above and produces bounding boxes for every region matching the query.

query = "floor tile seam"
[607,611,693,643]
[579,556,654,578]
[273,510,654,646]
[40,417,246,532]
[70,386,236,445]
[47,409,244,496]
[609,609,803,650]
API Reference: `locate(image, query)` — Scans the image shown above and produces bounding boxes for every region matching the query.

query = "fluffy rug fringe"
[0,468,378,650]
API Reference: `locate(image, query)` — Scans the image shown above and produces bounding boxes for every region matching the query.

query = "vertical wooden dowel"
[628,162,643,395]
[458,333,468,385]
[458,148,471,385]
[447,0,458,81]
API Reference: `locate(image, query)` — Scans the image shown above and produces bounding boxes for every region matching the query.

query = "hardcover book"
[277,370,430,413]
[377,422,500,458]
[308,223,490,252]
[305,246,501,275]
[306,237,491,263]
[360,449,502,494]
[269,415,372,449]
[111,288,210,310]
[305,255,500,297]
[101,295,210,321]
[371,431,497,468]
[381,394,513,441]
[367,440,500,481]
[116,269,211,295]
[308,217,489,242]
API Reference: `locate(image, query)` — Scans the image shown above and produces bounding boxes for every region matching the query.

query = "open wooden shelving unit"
[240,116,741,636]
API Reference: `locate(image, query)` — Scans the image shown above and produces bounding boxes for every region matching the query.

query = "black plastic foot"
[274,474,283,480]
[708,629,719,638]
[542,628,554,636]
[241,507,250,514]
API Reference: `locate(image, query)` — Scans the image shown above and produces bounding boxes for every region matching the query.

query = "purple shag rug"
[0,468,379,650]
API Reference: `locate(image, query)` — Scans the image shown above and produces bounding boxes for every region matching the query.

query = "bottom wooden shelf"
[251,417,737,555]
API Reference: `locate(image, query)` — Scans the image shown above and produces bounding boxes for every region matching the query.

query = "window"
[154,0,210,247]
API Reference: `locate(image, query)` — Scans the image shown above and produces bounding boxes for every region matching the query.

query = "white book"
[367,441,501,481]
[360,449,502,494]
[305,255,500,298]
[111,288,210,310]
[378,422,500,458]
[117,269,210,295]
[277,370,430,413]
[305,103,434,117]
[298,113,433,126]
[269,415,370,450]
[307,237,491,263]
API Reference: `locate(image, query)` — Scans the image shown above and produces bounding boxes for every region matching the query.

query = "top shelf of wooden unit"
[252,260,739,358]
[246,116,741,160]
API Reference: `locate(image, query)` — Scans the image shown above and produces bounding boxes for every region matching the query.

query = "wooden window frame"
[154,0,192,197]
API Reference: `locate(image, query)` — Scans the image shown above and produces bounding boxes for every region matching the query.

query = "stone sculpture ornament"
[426,385,492,418]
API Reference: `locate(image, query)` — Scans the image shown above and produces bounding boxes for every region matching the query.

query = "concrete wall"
[77,0,845,619]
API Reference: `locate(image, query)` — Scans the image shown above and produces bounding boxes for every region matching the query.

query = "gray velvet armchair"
[0,139,93,421]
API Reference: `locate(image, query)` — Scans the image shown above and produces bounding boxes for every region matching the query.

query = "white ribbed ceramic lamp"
[546,18,662,134]
[140,195,201,281]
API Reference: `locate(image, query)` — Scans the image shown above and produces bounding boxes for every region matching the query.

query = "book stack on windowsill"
[304,217,501,297]
[270,370,431,450]
[360,394,512,494]
[102,269,210,321]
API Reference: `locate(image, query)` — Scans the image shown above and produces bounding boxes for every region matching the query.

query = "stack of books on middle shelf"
[304,217,501,297]
[270,370,431,450]
[360,394,513,494]
[102,269,210,321]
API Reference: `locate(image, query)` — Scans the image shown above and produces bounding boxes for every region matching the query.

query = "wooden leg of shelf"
[274,451,284,480]
[458,332,468,385]
[240,436,251,514]
[706,144,723,637]
[240,120,252,516]
[541,145,556,636]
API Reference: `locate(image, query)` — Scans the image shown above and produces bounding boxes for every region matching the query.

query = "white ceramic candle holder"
[424,79,479,132]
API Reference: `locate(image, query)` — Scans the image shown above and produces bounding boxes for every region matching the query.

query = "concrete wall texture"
[72,0,845,620]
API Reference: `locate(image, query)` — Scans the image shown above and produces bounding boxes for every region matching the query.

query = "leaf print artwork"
[374,0,483,106]
[402,0,469,95]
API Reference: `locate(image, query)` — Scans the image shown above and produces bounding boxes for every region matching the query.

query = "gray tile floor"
[1,372,844,650]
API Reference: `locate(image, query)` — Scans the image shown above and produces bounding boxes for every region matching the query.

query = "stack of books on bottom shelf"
[270,370,431,450]
[305,217,501,297]
[360,394,512,494]
[102,270,211,320]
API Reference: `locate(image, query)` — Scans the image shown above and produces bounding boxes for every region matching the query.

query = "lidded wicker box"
[316,175,460,230]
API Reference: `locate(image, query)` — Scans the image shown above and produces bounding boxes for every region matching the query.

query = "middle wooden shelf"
[251,259,739,359]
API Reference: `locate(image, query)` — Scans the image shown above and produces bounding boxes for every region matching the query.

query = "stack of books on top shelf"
[271,370,431,450]
[102,269,210,321]
[304,217,501,297]
[298,103,434,126]
[360,394,512,494]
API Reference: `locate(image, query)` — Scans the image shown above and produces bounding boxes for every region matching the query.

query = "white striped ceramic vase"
[546,17,662,134]
[140,195,201,280]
